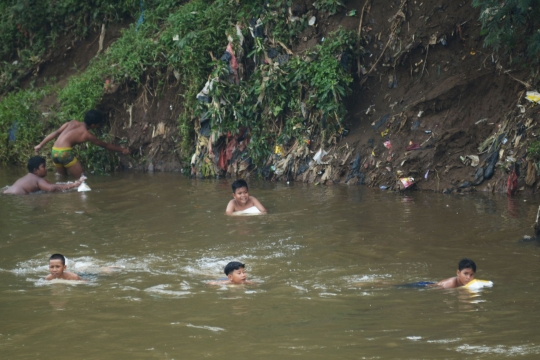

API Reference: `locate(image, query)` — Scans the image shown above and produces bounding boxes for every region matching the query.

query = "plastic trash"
[78,181,91,192]
[460,155,479,167]
[380,185,388,190]
[308,16,316,26]
[525,91,540,103]
[383,141,392,150]
[313,148,328,164]
[463,279,493,291]
[406,142,421,151]
[399,177,415,189]
[424,170,429,179]
[347,10,357,16]
[249,18,264,38]
[483,151,499,179]
[372,114,390,130]
[274,145,284,156]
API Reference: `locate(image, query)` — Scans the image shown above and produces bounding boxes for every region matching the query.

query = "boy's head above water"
[49,254,67,276]
[28,156,47,176]
[456,258,476,285]
[231,179,248,194]
[224,261,247,284]
[46,253,81,281]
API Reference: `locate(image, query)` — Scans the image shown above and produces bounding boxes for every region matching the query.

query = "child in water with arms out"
[436,258,476,288]
[45,254,82,281]
[225,179,267,215]
[3,156,84,195]
[208,261,254,285]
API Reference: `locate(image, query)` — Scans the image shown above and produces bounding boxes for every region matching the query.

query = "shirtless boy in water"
[208,261,254,285]
[225,179,267,215]
[34,110,130,178]
[436,258,476,289]
[45,254,82,281]
[3,156,83,195]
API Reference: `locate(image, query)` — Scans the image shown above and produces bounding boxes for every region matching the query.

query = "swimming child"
[435,258,476,289]
[208,261,253,285]
[45,254,82,281]
[34,109,130,178]
[3,156,84,195]
[225,179,267,215]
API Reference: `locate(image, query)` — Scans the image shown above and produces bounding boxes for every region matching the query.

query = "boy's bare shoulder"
[64,271,82,280]
[436,277,458,288]
[207,280,231,285]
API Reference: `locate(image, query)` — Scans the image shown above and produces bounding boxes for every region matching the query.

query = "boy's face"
[456,267,475,286]
[34,163,47,178]
[49,259,66,278]
[227,267,247,284]
[232,187,249,205]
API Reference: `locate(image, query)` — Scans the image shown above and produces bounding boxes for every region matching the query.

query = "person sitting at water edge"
[45,254,82,281]
[208,261,253,285]
[34,109,130,178]
[225,179,267,215]
[3,156,84,195]
[435,258,476,289]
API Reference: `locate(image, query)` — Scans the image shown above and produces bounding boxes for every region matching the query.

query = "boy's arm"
[45,274,53,280]
[225,200,236,215]
[86,133,130,154]
[37,178,83,192]
[250,197,267,213]
[34,123,69,153]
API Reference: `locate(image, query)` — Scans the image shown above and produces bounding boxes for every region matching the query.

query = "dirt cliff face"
[24,1,540,193]
[287,0,538,194]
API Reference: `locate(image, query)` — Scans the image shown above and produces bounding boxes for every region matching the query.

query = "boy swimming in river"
[45,254,82,281]
[34,109,130,178]
[3,156,84,195]
[435,258,476,289]
[225,179,267,215]
[208,261,253,285]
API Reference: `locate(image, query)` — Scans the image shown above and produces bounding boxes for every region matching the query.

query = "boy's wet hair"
[28,156,46,173]
[231,179,248,193]
[224,261,245,275]
[84,109,104,127]
[49,253,66,265]
[458,258,476,272]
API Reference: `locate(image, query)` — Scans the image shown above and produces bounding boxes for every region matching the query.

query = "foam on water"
[454,344,540,356]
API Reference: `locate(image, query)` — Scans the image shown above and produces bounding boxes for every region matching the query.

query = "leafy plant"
[472,0,540,61]
[0,88,50,164]
[528,140,540,159]
[314,0,347,15]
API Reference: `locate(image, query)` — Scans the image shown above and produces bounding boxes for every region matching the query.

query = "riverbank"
[1,0,539,194]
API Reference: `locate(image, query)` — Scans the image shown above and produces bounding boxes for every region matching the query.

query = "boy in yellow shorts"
[34,110,130,178]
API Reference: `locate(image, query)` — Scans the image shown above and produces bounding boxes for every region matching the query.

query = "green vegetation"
[0,0,359,173]
[0,87,49,164]
[472,0,540,61]
[314,0,347,15]
[0,0,140,93]
[527,140,540,159]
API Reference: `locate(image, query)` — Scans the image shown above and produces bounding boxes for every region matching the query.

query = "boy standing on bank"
[225,179,267,215]
[34,110,130,178]
[3,156,83,195]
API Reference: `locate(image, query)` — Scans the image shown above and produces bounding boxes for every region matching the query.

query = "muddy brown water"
[1,169,540,359]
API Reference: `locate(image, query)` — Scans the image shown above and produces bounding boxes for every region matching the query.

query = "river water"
[1,169,540,359]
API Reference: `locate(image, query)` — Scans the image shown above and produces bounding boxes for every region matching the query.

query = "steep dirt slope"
[23,1,540,194]
[288,0,538,194]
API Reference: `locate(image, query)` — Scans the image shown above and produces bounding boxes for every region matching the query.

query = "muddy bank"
[19,1,540,194]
